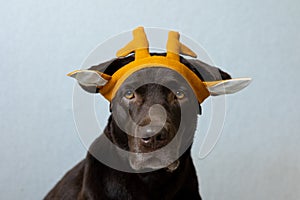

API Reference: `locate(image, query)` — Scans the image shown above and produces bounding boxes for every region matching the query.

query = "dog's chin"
[129,155,180,172]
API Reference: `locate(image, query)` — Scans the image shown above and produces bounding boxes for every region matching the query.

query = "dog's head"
[111,66,200,170]
[68,27,251,172]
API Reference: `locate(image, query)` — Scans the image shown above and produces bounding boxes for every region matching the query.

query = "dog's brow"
[122,68,179,85]
[163,80,179,88]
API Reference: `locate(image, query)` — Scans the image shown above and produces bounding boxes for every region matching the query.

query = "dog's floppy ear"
[186,59,251,95]
[68,57,135,93]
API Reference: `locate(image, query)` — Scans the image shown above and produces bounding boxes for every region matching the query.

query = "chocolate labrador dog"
[44,54,238,200]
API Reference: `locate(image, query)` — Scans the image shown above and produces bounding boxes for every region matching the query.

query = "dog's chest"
[103,173,155,200]
[104,174,134,200]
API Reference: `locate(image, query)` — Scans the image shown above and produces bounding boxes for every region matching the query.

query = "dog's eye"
[175,90,185,99]
[124,90,134,99]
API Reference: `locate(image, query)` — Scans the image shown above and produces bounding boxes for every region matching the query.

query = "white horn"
[67,70,110,87]
[206,78,252,96]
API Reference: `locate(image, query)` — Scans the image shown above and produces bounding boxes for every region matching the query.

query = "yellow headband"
[68,27,251,103]
[97,27,210,103]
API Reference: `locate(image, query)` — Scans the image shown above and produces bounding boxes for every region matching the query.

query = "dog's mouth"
[128,141,181,172]
[129,155,180,172]
[126,120,182,172]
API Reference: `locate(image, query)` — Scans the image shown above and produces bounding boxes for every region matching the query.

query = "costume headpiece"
[68,27,251,102]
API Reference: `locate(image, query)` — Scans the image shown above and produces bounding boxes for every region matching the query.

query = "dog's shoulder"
[44,160,86,200]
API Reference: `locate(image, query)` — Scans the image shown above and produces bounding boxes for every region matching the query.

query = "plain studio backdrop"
[1,0,299,199]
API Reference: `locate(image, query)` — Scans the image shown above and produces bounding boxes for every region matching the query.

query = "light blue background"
[1,0,299,199]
